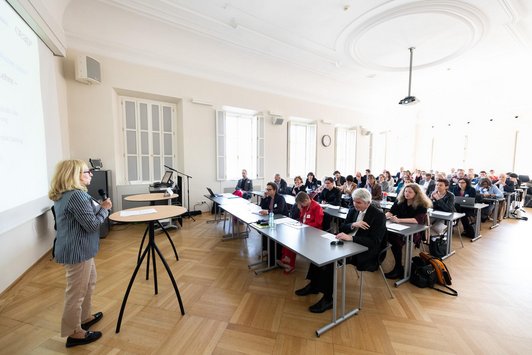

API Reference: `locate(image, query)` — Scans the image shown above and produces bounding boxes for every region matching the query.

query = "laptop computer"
[206,187,222,197]
[455,196,475,207]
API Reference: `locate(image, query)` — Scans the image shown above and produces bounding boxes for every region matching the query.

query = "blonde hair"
[48,160,88,201]
[397,183,432,209]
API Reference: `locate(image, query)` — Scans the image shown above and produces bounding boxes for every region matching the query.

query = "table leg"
[395,234,413,287]
[137,225,149,264]
[490,200,500,229]
[151,240,158,295]
[116,235,151,333]
[442,220,455,260]
[471,208,483,242]
[156,220,179,260]
[316,258,360,337]
[152,242,185,315]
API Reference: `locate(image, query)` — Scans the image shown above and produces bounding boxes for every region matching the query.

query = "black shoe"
[295,283,319,296]
[81,312,103,330]
[385,266,404,279]
[309,296,333,313]
[66,331,102,348]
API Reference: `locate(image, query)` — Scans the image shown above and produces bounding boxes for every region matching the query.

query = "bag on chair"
[419,251,458,296]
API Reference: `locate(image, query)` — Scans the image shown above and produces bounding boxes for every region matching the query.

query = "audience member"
[429,178,455,235]
[475,177,503,222]
[304,172,321,192]
[291,175,305,196]
[294,189,386,313]
[319,177,342,231]
[235,169,253,199]
[420,172,435,195]
[365,174,382,202]
[277,192,323,273]
[333,170,346,187]
[273,174,288,194]
[259,182,288,266]
[452,177,477,238]
[385,183,432,279]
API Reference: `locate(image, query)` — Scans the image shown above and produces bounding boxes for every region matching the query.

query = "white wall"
[64,49,373,211]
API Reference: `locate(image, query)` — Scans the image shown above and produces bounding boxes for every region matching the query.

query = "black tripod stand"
[165,165,195,221]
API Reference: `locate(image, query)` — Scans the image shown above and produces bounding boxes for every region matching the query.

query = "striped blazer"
[53,189,109,264]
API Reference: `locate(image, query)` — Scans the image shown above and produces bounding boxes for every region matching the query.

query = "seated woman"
[475,177,504,222]
[259,182,289,266]
[294,188,386,313]
[395,174,413,194]
[277,192,323,274]
[290,175,305,196]
[304,172,321,192]
[451,177,477,238]
[429,178,455,235]
[341,175,356,207]
[378,174,389,194]
[385,183,432,279]
[365,174,382,203]
[384,170,395,192]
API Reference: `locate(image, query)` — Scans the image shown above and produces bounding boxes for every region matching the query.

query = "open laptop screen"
[161,171,173,185]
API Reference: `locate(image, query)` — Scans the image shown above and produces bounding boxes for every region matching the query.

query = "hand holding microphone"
[98,189,113,210]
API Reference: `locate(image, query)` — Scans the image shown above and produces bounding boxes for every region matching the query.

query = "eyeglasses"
[266,188,273,191]
[82,170,93,175]
[330,240,344,246]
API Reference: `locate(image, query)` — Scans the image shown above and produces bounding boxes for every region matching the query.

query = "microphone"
[98,189,108,200]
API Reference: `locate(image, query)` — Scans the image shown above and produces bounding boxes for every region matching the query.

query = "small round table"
[125,193,181,261]
[110,205,187,333]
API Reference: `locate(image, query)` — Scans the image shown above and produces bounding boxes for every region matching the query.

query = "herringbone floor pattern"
[1,210,532,354]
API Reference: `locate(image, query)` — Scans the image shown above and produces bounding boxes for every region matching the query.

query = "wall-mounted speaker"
[75,55,102,85]
[271,117,284,125]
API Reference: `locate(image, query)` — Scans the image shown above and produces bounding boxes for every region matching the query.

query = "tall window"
[335,128,357,175]
[288,121,316,177]
[121,96,176,183]
[216,108,264,180]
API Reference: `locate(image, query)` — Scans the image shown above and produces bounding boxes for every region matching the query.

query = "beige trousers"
[61,258,97,337]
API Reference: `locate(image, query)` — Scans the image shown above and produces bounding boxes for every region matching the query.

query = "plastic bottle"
[268,211,274,228]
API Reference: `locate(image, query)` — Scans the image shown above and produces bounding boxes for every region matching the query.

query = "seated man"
[235,169,253,199]
[333,170,346,187]
[259,182,288,266]
[318,177,342,231]
[295,188,386,313]
[273,173,288,194]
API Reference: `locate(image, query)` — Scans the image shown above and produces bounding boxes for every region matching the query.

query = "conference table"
[109,205,187,333]
[124,192,180,261]
[481,196,505,229]
[319,207,428,287]
[457,202,489,242]
[248,216,368,337]
[428,210,465,259]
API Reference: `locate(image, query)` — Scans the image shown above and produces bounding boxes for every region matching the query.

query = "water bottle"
[268,211,274,228]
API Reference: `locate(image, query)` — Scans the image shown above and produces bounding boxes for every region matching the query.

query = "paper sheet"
[387,223,409,231]
[120,208,157,217]
[320,233,337,241]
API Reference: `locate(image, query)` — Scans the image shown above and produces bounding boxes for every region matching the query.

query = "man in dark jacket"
[294,188,386,313]
[235,169,253,199]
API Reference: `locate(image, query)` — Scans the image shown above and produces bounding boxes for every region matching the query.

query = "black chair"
[355,242,394,309]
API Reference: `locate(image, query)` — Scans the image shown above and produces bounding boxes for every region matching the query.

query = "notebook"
[455,196,475,207]
[206,187,222,198]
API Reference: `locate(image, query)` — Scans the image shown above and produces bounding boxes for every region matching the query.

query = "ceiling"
[61,0,532,127]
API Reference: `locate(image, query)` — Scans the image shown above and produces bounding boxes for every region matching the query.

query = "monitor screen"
[161,171,173,184]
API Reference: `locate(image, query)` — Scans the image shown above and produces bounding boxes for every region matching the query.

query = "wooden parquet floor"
[1,211,532,354]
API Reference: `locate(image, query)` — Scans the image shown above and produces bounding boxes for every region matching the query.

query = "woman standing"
[49,160,112,347]
[385,183,432,279]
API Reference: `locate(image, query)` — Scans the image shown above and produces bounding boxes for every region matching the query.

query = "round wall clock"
[321,134,331,147]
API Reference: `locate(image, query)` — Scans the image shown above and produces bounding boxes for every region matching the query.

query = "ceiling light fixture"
[398,47,419,105]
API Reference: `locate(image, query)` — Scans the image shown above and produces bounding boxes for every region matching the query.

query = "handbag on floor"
[419,252,458,296]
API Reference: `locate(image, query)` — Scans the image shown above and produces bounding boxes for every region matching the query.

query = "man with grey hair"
[295,188,387,313]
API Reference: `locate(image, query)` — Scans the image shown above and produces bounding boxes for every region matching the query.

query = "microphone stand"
[164,165,195,221]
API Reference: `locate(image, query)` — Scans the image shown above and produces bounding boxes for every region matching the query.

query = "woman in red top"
[277,192,323,273]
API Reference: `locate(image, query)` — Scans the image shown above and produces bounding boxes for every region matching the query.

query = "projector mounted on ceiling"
[398,47,419,105]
